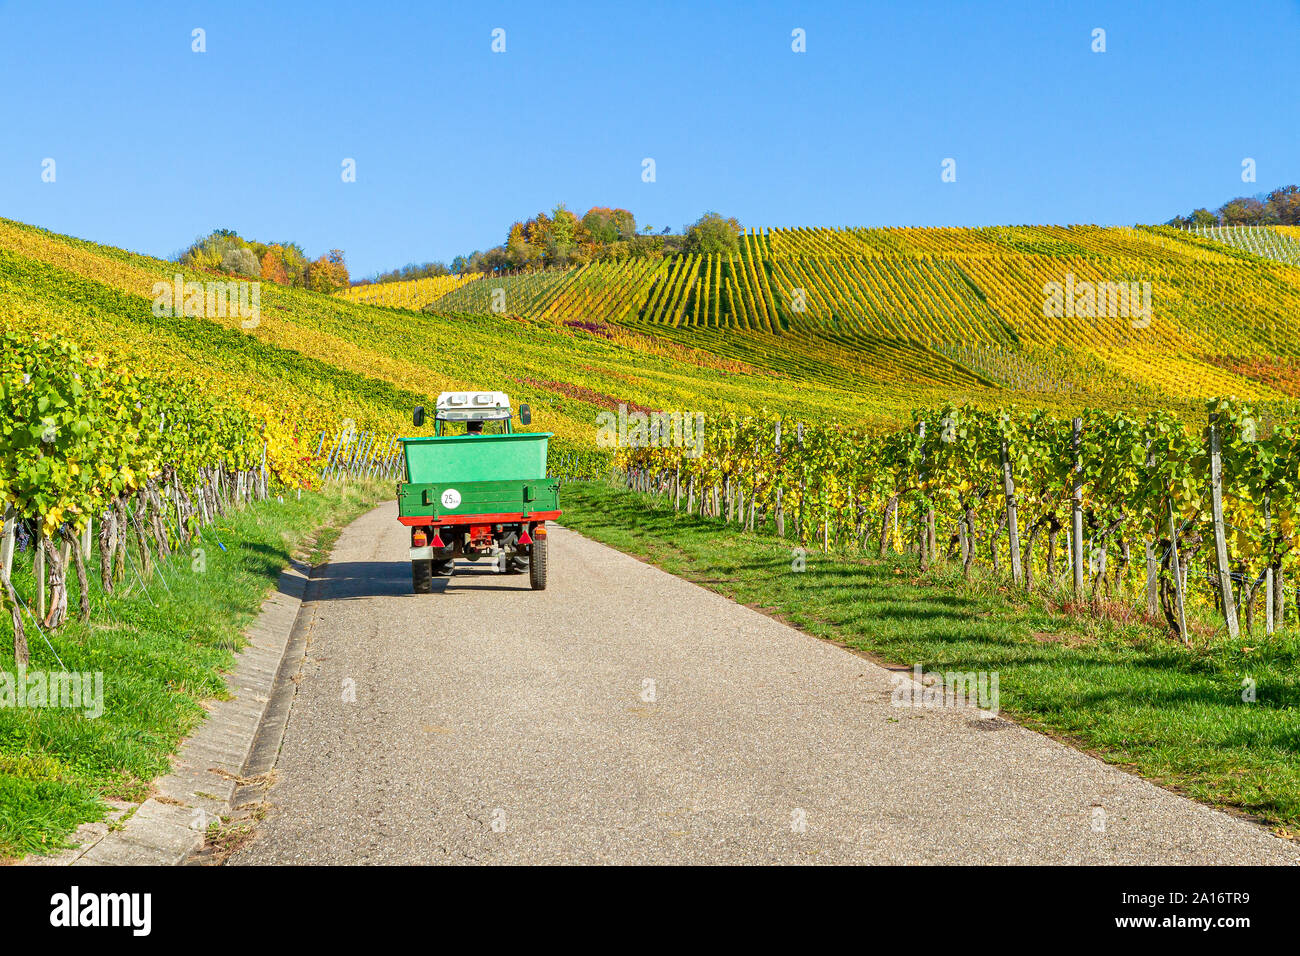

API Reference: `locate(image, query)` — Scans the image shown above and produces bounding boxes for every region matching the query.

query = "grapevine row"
[1,330,323,662]
[617,398,1298,641]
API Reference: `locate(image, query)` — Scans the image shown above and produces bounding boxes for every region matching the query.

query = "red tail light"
[412,530,427,548]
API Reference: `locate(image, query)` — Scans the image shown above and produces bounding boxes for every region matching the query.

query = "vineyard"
[423,224,1300,410]
[336,272,481,309]
[1182,224,1300,267]
[0,215,1002,453]
[0,329,318,659]
[616,398,1300,642]
[5,214,1300,474]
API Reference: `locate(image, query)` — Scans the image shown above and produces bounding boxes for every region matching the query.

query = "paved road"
[230,501,1299,865]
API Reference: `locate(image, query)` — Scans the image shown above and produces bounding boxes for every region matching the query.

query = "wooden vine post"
[1144,440,1158,617]
[823,484,830,552]
[1001,438,1023,585]
[1168,502,1189,643]
[927,498,937,565]
[1274,542,1286,632]
[917,420,929,570]
[892,502,899,553]
[35,527,46,619]
[774,420,784,537]
[1071,417,1084,599]
[0,507,14,582]
[797,422,805,543]
[1208,411,1240,639]
[1264,495,1274,634]
[747,440,756,531]
[361,433,375,478]
[173,476,185,543]
[1,505,24,663]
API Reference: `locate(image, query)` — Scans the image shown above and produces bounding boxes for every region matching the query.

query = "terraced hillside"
[0,218,997,478]
[426,224,1300,412]
[5,216,1298,483]
[1184,224,1300,267]
[337,272,481,309]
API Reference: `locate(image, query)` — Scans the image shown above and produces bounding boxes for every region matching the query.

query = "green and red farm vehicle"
[397,391,560,593]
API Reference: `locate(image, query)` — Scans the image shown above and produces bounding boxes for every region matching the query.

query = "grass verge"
[0,480,387,860]
[559,480,1300,838]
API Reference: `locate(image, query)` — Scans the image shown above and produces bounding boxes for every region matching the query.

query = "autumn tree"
[260,244,289,284]
[683,211,742,256]
[1266,186,1300,225]
[220,247,261,277]
[506,221,538,270]
[1168,185,1300,227]
[1219,196,1269,225]
[280,244,309,286]
[308,249,349,293]
[581,207,636,244]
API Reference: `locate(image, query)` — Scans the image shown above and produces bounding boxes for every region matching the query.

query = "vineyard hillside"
[421,224,1300,416]
[4,217,1300,482]
[0,218,999,468]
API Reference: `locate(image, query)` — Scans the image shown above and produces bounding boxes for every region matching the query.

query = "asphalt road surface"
[229,501,1300,865]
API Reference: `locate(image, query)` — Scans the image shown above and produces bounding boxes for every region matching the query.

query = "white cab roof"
[435,391,512,420]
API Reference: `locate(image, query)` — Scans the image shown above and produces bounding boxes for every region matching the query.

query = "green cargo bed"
[398,478,560,521]
[400,433,550,484]
[397,431,558,523]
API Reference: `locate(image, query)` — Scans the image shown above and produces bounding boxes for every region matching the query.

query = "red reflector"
[430,530,445,549]
[518,529,533,546]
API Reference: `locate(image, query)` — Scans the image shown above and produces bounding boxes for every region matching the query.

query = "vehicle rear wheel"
[412,559,432,593]
[529,537,548,590]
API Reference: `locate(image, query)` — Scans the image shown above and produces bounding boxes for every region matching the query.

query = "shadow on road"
[309,560,411,600]
[431,564,534,594]
[307,559,534,599]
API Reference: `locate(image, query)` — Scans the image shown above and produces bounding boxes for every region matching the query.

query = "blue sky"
[1,0,1296,277]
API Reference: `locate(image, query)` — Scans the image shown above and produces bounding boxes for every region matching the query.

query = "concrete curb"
[23,560,311,866]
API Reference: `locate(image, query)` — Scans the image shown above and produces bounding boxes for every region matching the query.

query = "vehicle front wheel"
[412,559,432,593]
[529,537,548,590]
